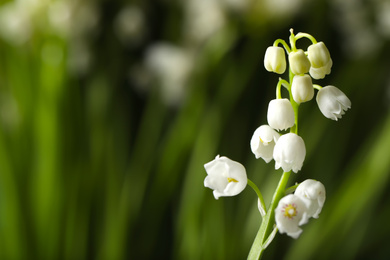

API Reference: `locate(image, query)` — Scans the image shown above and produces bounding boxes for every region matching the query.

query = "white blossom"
[250,125,280,163]
[204,155,247,199]
[291,74,314,104]
[307,42,332,79]
[273,133,306,173]
[289,49,311,75]
[264,46,286,74]
[295,179,326,219]
[316,86,351,121]
[267,99,295,131]
[275,194,310,239]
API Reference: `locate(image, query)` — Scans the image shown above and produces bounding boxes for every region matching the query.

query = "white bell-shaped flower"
[204,155,247,200]
[264,46,286,74]
[267,99,295,131]
[273,133,306,173]
[316,86,351,121]
[291,74,314,104]
[289,49,311,75]
[250,125,280,163]
[307,42,332,79]
[275,194,311,239]
[295,179,326,219]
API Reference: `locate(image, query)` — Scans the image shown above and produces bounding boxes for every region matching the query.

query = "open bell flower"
[307,42,332,79]
[204,155,247,200]
[295,179,326,219]
[275,194,311,239]
[291,74,314,104]
[289,49,311,75]
[250,125,280,163]
[264,46,287,74]
[273,133,306,173]
[267,99,295,131]
[316,86,351,121]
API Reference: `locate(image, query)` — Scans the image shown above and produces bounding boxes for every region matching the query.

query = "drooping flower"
[267,99,295,131]
[273,133,306,173]
[316,86,351,121]
[204,155,247,199]
[250,125,280,163]
[307,42,332,79]
[295,179,326,219]
[264,46,286,74]
[289,49,311,75]
[291,74,314,104]
[275,194,311,239]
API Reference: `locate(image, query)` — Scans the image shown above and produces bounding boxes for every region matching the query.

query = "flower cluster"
[203,30,351,256]
[274,179,326,238]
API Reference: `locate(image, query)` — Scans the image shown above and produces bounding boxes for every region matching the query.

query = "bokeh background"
[0,0,390,259]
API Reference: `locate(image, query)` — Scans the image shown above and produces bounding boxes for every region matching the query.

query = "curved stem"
[273,39,291,53]
[295,32,317,44]
[276,78,290,99]
[247,179,266,216]
[313,84,323,91]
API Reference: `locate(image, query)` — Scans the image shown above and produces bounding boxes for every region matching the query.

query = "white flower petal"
[267,99,295,131]
[250,125,280,162]
[273,133,306,173]
[316,86,351,121]
[204,155,247,199]
[295,179,326,219]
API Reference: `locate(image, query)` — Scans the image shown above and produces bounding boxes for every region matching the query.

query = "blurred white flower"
[113,5,146,46]
[267,99,295,131]
[291,74,314,104]
[316,86,351,121]
[295,179,326,219]
[307,42,332,79]
[250,125,280,163]
[0,2,32,45]
[183,0,225,43]
[264,46,287,74]
[275,194,310,239]
[289,49,311,75]
[204,155,247,200]
[263,0,305,18]
[145,43,194,106]
[273,133,306,173]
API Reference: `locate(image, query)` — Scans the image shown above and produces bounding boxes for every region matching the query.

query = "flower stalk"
[203,29,350,260]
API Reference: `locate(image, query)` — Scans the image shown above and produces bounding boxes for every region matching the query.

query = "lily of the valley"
[273,133,306,173]
[307,42,332,79]
[291,74,314,104]
[264,46,286,74]
[275,194,310,239]
[204,155,247,199]
[267,99,295,131]
[295,179,326,218]
[250,125,280,163]
[316,85,351,121]
[289,49,311,75]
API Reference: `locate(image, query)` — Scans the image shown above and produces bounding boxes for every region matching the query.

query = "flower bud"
[307,42,332,79]
[250,125,280,163]
[295,179,326,219]
[204,155,247,199]
[273,133,306,173]
[289,49,311,75]
[274,194,311,239]
[267,99,295,131]
[316,86,351,121]
[264,46,286,74]
[291,74,314,104]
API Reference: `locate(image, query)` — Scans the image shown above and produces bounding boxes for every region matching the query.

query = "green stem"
[247,171,291,260]
[295,32,317,44]
[273,39,291,53]
[247,179,266,216]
